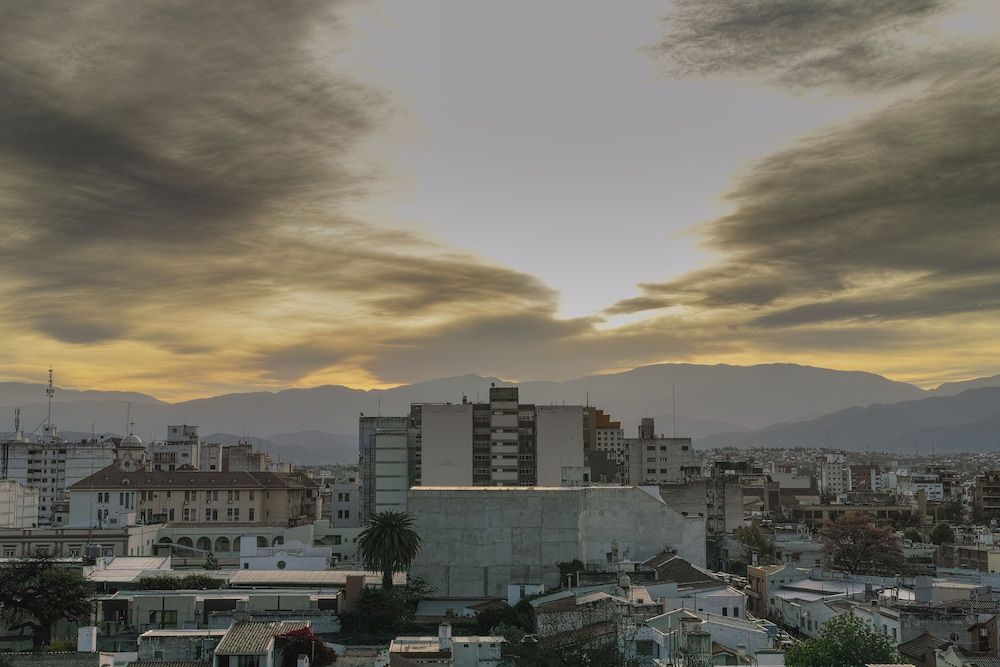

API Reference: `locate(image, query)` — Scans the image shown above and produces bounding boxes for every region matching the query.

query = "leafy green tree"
[820,512,903,575]
[556,559,584,587]
[930,521,956,545]
[736,524,776,561]
[0,557,96,649]
[904,527,923,543]
[137,574,224,590]
[204,553,221,570]
[785,614,901,667]
[356,511,423,591]
[337,578,432,637]
[475,600,535,636]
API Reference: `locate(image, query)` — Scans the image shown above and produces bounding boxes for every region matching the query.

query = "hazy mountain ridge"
[697,386,1000,453]
[1,363,998,461]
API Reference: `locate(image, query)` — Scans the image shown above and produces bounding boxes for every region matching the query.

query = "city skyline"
[2,0,999,400]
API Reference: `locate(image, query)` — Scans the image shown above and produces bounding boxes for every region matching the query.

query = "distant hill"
[697,386,1000,453]
[1,363,997,462]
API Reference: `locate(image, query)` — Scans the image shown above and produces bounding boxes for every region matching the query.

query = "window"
[248,508,254,521]
[205,508,212,521]
[3,547,15,557]
[168,509,175,521]
[722,607,728,616]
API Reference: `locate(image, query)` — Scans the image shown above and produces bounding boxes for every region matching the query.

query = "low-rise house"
[387,622,503,666]
[238,537,332,571]
[211,619,309,667]
[136,628,227,662]
[633,610,778,666]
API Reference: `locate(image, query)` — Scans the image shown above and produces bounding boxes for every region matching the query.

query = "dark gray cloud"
[616,0,1000,347]
[611,71,1000,326]
[655,0,955,89]
[0,0,554,372]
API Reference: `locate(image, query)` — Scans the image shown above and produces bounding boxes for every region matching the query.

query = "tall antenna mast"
[45,367,55,428]
[672,383,677,437]
[14,407,20,434]
[125,402,132,436]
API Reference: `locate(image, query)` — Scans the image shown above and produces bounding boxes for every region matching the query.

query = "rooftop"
[214,620,308,655]
[70,466,319,490]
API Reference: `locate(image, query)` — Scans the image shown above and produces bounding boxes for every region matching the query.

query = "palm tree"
[356,511,423,591]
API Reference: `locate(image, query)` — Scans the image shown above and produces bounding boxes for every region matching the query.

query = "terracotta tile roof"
[898,631,951,661]
[214,620,309,655]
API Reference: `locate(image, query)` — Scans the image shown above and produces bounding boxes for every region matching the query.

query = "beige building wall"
[535,406,584,486]
[419,404,474,486]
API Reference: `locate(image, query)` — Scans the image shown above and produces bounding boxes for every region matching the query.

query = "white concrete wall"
[409,486,705,597]
[374,432,409,512]
[535,406,584,487]
[0,480,39,528]
[420,404,473,486]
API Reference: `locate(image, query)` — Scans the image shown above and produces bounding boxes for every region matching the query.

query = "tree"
[0,557,96,649]
[735,524,776,561]
[785,614,901,667]
[276,626,337,666]
[204,553,221,570]
[356,511,422,591]
[930,521,956,545]
[337,577,432,638]
[904,527,923,543]
[556,559,584,588]
[820,512,903,575]
[475,600,535,636]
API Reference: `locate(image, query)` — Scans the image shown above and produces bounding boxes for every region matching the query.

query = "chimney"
[77,626,98,653]
[233,599,251,624]
[685,630,711,660]
[439,621,453,651]
[344,575,364,612]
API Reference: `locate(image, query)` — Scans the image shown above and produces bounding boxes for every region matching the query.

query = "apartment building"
[818,452,852,496]
[0,524,160,558]
[67,466,321,530]
[0,479,40,528]
[624,418,700,485]
[1,429,117,526]
[359,415,410,516]
[360,387,614,513]
[973,471,1000,520]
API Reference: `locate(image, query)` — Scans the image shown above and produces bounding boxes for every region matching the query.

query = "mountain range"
[1,363,998,463]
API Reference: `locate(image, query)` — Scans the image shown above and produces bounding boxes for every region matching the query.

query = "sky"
[1,0,999,400]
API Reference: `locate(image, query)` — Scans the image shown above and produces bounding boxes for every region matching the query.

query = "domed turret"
[121,433,143,447]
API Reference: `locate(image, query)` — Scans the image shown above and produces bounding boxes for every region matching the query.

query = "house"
[212,620,309,667]
[387,622,503,666]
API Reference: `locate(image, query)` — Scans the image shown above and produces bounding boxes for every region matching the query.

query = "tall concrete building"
[359,387,621,513]
[359,415,411,517]
[414,386,587,488]
[818,452,852,497]
[1,427,116,527]
[624,418,701,485]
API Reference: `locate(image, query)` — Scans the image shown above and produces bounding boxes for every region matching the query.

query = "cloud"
[0,0,558,388]
[655,0,955,89]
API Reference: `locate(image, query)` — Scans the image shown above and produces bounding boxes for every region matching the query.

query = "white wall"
[535,406,583,487]
[420,404,473,486]
[374,432,409,512]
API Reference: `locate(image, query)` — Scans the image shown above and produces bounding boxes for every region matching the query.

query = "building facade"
[68,467,321,531]
[624,418,700,485]
[0,479,40,528]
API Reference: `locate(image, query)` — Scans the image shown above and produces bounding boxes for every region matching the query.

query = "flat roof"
[140,629,228,637]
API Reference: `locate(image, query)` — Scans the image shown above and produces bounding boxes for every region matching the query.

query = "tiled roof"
[70,465,319,490]
[214,620,308,655]
[898,631,951,660]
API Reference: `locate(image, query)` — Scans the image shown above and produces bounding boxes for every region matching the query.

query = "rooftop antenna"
[672,383,677,437]
[45,367,55,428]
[378,398,382,417]
[125,402,133,436]
[13,407,20,434]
